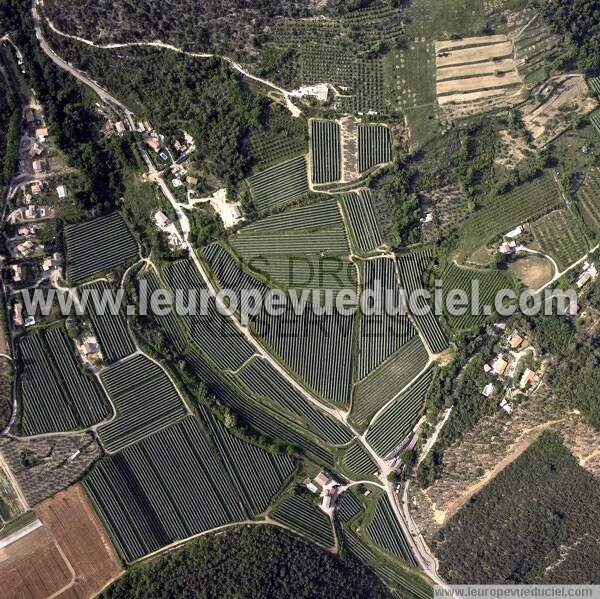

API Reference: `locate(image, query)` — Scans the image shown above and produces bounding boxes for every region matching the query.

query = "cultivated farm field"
[310,120,341,184]
[577,167,600,235]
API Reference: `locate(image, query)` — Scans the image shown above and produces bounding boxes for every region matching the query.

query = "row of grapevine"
[198,405,295,515]
[82,281,135,364]
[589,76,600,96]
[336,491,363,522]
[577,167,600,233]
[247,155,309,211]
[366,370,433,458]
[238,358,352,445]
[83,417,246,563]
[231,227,350,258]
[98,354,187,452]
[442,263,513,330]
[341,441,378,478]
[351,335,429,430]
[341,189,384,254]
[310,120,341,184]
[19,328,109,435]
[255,305,355,404]
[241,198,342,233]
[397,250,448,354]
[184,349,334,466]
[271,495,335,548]
[591,111,600,136]
[162,259,255,371]
[358,124,391,172]
[367,497,416,566]
[358,259,416,380]
[65,212,138,284]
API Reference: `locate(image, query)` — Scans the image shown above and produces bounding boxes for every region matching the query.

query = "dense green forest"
[103,526,392,599]
[433,432,600,583]
[0,66,19,188]
[540,0,600,73]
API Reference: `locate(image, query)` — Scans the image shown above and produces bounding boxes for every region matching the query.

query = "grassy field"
[457,172,564,259]
[530,209,589,270]
[577,167,600,237]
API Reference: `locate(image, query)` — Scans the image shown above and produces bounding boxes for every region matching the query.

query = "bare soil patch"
[508,254,554,289]
[436,41,513,68]
[434,35,509,52]
[437,59,515,81]
[35,484,123,598]
[437,72,521,95]
[339,117,359,182]
[495,129,534,170]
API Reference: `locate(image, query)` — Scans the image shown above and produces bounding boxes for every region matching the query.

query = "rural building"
[56,185,66,199]
[32,159,47,174]
[115,121,126,134]
[144,136,160,152]
[291,83,330,102]
[519,368,538,388]
[569,301,580,315]
[492,355,508,376]
[483,363,492,374]
[172,177,183,188]
[16,240,35,257]
[143,120,153,131]
[508,331,524,349]
[186,176,198,186]
[10,264,22,282]
[499,241,516,254]
[28,142,43,158]
[154,211,171,230]
[576,271,591,289]
[84,337,100,355]
[25,109,35,123]
[31,182,42,194]
[482,383,494,397]
[24,315,36,327]
[314,471,331,487]
[505,225,523,239]
[35,127,49,141]
[321,494,334,510]
[306,482,318,494]
[13,303,23,326]
[499,399,513,414]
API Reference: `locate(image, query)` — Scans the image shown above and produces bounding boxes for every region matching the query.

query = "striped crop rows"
[238,358,352,445]
[358,124,391,172]
[589,76,600,96]
[591,111,600,136]
[247,155,309,211]
[65,212,138,284]
[577,167,600,233]
[82,281,135,364]
[366,370,433,458]
[397,250,448,354]
[342,189,384,253]
[184,349,334,465]
[255,306,355,404]
[342,442,378,477]
[351,335,429,430]
[163,260,255,371]
[367,497,416,566]
[199,405,295,515]
[358,259,415,380]
[19,329,109,435]
[442,263,513,330]
[336,491,363,522]
[97,354,187,452]
[272,495,335,548]
[241,198,342,233]
[84,417,246,563]
[310,120,341,184]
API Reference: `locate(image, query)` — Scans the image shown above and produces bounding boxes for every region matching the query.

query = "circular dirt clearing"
[508,255,554,289]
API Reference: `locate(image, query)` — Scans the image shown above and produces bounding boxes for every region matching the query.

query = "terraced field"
[442,263,513,330]
[577,167,600,235]
[238,358,352,445]
[97,354,187,453]
[358,259,416,380]
[358,124,391,172]
[82,281,135,364]
[397,250,448,354]
[84,417,247,563]
[162,259,256,372]
[366,370,433,458]
[310,120,341,184]
[271,495,335,548]
[351,335,429,430]
[65,212,138,283]
[19,328,109,435]
[367,497,416,566]
[341,190,384,254]
[458,173,563,256]
[198,406,295,514]
[531,209,589,270]
[184,349,334,466]
[247,155,309,212]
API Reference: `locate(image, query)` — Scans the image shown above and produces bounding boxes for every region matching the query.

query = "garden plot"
[65,212,138,284]
[247,155,309,212]
[434,36,523,116]
[521,75,597,147]
[310,119,341,184]
[530,209,589,270]
[97,354,187,453]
